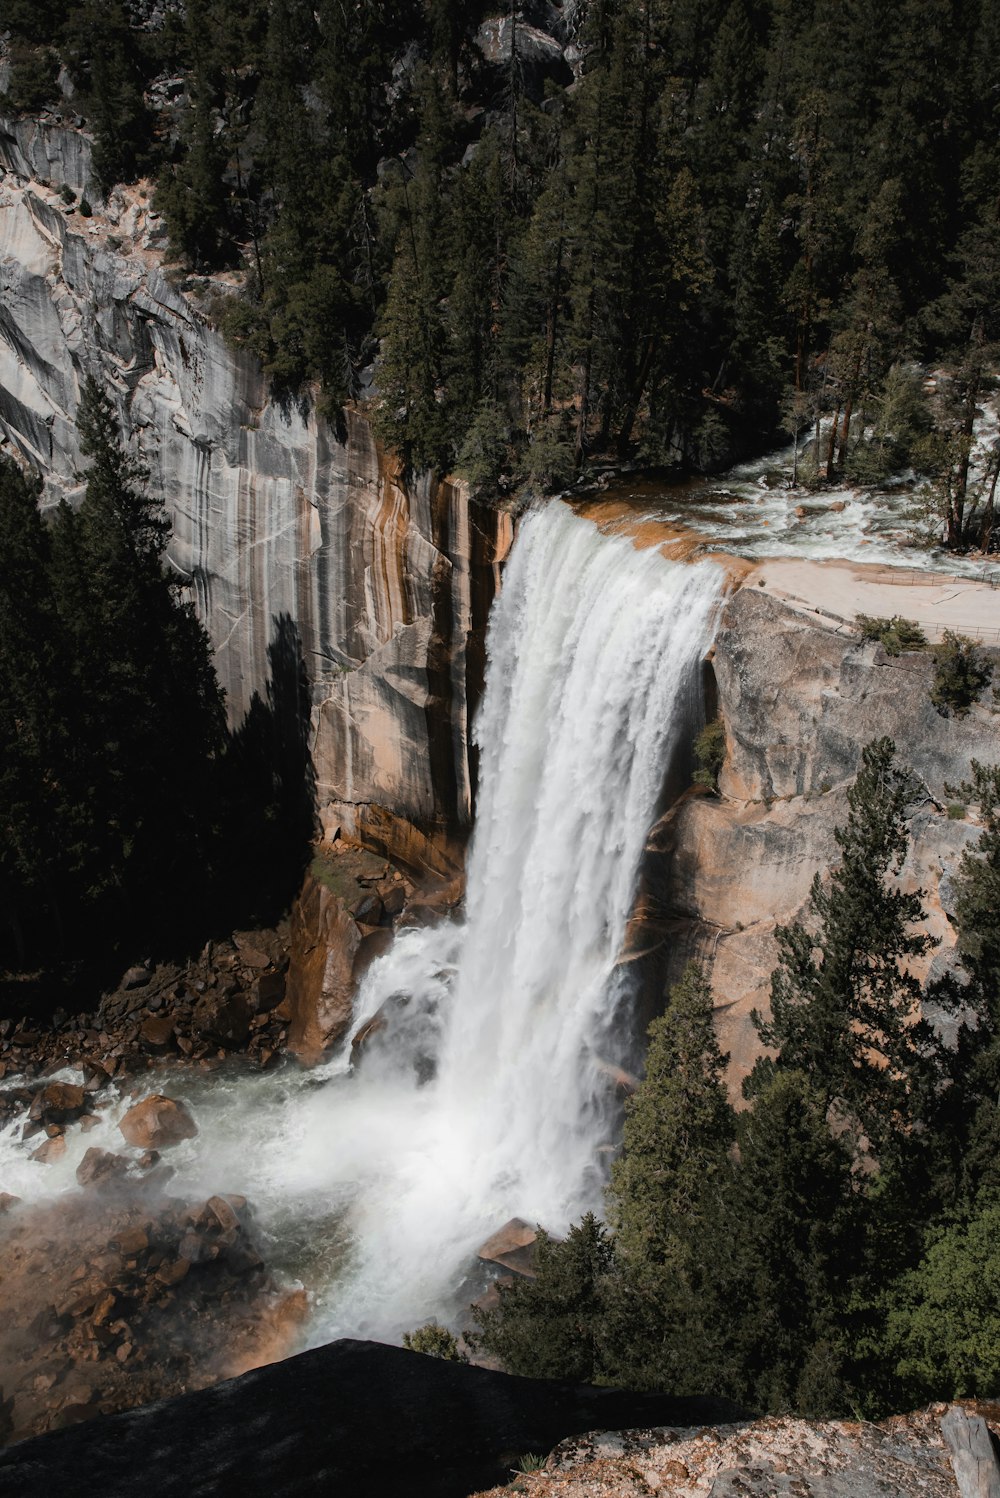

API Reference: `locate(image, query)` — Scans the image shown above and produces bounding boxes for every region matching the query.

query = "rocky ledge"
[472,1405,993,1496]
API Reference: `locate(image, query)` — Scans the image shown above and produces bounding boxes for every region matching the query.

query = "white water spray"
[0,500,723,1344]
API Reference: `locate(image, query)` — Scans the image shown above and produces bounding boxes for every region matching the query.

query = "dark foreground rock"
[0,1339,749,1498]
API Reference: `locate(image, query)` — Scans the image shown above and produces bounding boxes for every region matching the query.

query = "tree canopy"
[7,0,1000,532]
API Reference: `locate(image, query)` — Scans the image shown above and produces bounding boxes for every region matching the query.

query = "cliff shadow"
[221,613,318,928]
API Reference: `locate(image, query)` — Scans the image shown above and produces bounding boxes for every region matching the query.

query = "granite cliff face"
[653,584,999,1087]
[0,128,510,876]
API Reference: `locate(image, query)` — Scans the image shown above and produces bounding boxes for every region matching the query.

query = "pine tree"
[724,1070,859,1415]
[610,962,735,1263]
[50,380,226,948]
[471,1214,615,1383]
[0,459,64,964]
[372,70,457,471]
[749,738,935,1160]
[602,962,737,1393]
[63,0,153,190]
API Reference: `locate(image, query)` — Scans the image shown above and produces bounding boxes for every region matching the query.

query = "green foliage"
[846,365,933,488]
[456,401,512,498]
[692,717,726,791]
[947,803,967,820]
[401,1322,466,1361]
[600,964,736,1395]
[930,631,992,717]
[854,615,927,657]
[749,738,935,1159]
[62,0,154,190]
[472,1215,615,1384]
[609,964,734,1266]
[515,1454,547,1473]
[721,1070,859,1415]
[15,0,1000,491]
[1,44,62,113]
[0,457,64,964]
[953,762,1000,998]
[884,1205,1000,1400]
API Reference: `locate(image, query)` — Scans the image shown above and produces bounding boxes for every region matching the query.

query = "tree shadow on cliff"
[220,613,319,928]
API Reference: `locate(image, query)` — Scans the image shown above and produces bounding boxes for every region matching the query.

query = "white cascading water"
[0,499,724,1344]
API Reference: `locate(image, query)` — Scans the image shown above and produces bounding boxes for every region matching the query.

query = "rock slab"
[0,1340,746,1498]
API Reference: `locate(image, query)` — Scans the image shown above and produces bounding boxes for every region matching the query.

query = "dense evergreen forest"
[3,0,1000,543]
[468,742,1000,1416]
[0,390,316,998]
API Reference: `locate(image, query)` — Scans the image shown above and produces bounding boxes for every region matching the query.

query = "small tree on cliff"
[748,737,936,1161]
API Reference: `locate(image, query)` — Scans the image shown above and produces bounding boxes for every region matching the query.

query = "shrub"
[855,614,927,657]
[947,803,967,820]
[693,716,726,791]
[931,631,993,717]
[79,198,93,218]
[401,1322,467,1361]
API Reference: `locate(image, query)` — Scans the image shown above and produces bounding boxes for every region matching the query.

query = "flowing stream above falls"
[0,500,724,1344]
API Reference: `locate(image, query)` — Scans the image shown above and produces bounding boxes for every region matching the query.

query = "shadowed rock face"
[0,150,512,872]
[0,1338,749,1498]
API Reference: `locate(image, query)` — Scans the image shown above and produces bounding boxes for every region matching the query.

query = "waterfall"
[300,500,725,1339]
[0,499,724,1347]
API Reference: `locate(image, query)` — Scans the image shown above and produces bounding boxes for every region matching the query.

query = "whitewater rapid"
[0,500,724,1343]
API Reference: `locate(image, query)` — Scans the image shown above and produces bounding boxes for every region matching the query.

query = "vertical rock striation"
[0,140,511,872]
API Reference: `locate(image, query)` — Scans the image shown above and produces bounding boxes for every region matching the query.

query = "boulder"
[82,1060,111,1093]
[477,1218,539,1279]
[350,1010,386,1061]
[119,1095,197,1151]
[139,1016,176,1053]
[30,1136,67,1165]
[29,1082,86,1125]
[121,966,150,991]
[349,891,384,926]
[380,883,407,920]
[285,875,362,1065]
[0,1193,21,1213]
[76,1148,130,1189]
[235,945,270,970]
[352,929,395,986]
[0,1338,748,1498]
[205,1195,243,1233]
[191,992,252,1049]
[253,971,286,1014]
